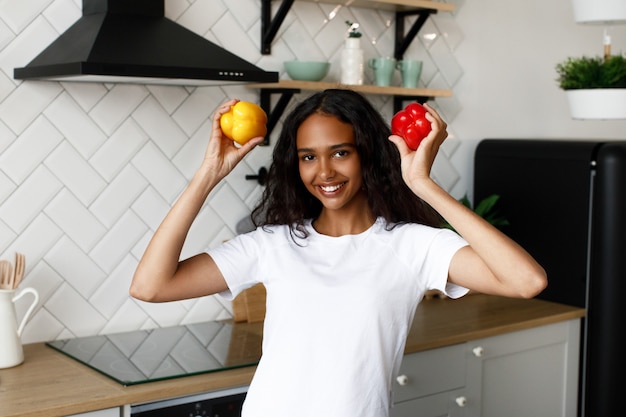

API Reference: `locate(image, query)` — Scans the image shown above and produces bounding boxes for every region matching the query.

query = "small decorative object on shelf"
[340,21,364,85]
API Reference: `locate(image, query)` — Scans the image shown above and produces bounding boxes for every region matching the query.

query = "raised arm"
[388,104,547,298]
[130,100,264,302]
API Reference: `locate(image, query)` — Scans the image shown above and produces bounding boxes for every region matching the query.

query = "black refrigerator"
[473,139,626,417]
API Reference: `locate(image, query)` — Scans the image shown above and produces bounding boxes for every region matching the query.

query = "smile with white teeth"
[319,183,345,193]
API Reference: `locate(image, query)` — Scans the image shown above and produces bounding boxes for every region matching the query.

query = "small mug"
[397,60,423,88]
[368,57,396,87]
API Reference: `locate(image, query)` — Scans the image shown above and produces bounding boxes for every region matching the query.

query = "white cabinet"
[392,343,467,417]
[466,319,580,417]
[392,319,581,417]
[67,408,121,417]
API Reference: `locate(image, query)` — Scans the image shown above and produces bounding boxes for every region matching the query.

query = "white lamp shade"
[572,0,626,24]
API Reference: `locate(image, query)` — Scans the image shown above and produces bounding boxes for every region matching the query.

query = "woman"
[131,89,546,417]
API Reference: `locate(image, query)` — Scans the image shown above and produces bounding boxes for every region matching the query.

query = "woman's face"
[296,113,367,214]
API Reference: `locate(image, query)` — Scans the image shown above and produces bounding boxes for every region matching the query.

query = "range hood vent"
[14,0,278,86]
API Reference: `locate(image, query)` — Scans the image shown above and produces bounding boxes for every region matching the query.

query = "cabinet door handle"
[455,396,467,407]
[472,346,484,357]
[396,374,409,386]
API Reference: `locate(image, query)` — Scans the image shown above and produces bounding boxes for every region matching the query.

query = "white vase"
[571,0,626,24]
[340,38,364,85]
[565,89,626,120]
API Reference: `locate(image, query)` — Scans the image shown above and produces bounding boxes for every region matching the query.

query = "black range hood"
[14,0,278,86]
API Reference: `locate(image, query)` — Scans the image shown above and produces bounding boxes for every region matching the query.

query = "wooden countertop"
[0,295,585,417]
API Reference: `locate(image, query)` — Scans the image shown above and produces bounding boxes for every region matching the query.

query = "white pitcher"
[0,287,39,368]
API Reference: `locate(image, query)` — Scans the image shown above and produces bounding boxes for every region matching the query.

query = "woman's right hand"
[202,99,265,182]
[388,103,448,198]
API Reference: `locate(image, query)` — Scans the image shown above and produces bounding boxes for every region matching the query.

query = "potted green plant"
[555,54,626,119]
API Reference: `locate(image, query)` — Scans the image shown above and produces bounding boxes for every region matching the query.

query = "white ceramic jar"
[340,38,364,85]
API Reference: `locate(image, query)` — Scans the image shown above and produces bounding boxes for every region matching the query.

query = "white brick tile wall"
[26,262,64,312]
[100,296,150,334]
[131,187,171,232]
[1,166,62,232]
[0,18,12,51]
[46,283,107,336]
[0,16,56,78]
[44,92,108,158]
[0,1,464,344]
[0,117,63,183]
[90,84,149,135]
[131,142,187,203]
[182,205,222,260]
[61,81,108,112]
[45,141,107,205]
[172,118,212,179]
[0,0,49,33]
[44,236,105,298]
[133,96,188,158]
[0,219,16,250]
[0,71,15,101]
[91,165,148,228]
[44,189,107,250]
[214,11,261,61]
[89,255,140,319]
[209,183,253,232]
[89,211,148,273]
[42,0,81,33]
[134,296,188,328]
[172,87,222,137]
[146,84,189,114]
[12,214,63,267]
[89,119,149,182]
[0,82,62,134]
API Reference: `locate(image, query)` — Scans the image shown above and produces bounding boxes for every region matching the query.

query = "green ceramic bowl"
[284,61,330,81]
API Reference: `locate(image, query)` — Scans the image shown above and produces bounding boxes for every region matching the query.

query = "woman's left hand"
[388,103,448,197]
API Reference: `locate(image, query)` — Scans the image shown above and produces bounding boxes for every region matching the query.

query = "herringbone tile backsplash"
[0,0,464,344]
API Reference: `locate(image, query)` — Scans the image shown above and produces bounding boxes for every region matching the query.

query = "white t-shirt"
[208,217,469,417]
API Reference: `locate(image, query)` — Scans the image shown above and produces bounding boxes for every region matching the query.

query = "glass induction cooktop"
[46,321,262,386]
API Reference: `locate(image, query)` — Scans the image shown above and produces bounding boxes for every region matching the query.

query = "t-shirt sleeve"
[206,231,263,300]
[422,228,469,299]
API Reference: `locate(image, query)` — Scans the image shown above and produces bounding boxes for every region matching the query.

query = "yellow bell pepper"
[219,101,268,145]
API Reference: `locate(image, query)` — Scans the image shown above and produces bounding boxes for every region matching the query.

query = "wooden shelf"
[247,80,452,98]
[296,0,455,12]
[261,0,454,54]
[247,80,452,144]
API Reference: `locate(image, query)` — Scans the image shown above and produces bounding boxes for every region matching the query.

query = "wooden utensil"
[0,260,14,290]
[13,253,25,289]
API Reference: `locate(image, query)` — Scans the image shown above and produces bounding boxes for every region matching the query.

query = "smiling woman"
[296,113,370,236]
[131,89,546,417]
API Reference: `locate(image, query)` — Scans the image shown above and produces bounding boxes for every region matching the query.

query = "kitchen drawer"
[391,388,467,417]
[68,408,121,417]
[393,343,465,403]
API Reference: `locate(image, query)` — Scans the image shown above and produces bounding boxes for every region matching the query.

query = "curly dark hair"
[252,89,442,237]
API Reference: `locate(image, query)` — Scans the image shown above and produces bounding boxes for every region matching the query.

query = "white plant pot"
[566,89,626,120]
[571,0,626,24]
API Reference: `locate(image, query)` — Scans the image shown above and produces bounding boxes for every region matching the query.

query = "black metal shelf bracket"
[261,0,295,54]
[393,95,429,113]
[259,88,300,144]
[246,167,268,185]
[262,1,438,57]
[394,9,437,60]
